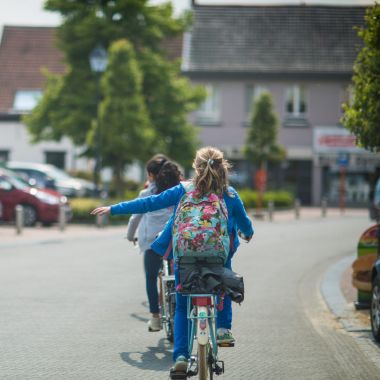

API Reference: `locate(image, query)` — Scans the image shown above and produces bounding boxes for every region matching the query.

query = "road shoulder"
[321,254,380,371]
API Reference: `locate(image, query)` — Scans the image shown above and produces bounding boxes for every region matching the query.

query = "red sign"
[318,135,357,148]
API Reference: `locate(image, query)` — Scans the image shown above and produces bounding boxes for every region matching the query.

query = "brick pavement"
[1,208,379,379]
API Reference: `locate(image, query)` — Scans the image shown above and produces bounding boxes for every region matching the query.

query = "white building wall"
[0,121,90,171]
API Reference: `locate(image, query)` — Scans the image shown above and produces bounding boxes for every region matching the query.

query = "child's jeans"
[144,249,163,314]
[173,257,232,361]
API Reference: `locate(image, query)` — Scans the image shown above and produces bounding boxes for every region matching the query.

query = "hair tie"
[207,159,214,166]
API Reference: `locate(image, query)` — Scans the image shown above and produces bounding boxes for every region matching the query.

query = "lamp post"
[89,44,108,195]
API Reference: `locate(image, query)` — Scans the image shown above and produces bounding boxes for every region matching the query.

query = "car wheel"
[21,205,38,227]
[371,273,380,342]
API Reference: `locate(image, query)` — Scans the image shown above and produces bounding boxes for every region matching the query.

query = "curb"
[321,254,380,370]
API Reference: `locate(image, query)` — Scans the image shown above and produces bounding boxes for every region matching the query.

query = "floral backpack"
[172,181,230,263]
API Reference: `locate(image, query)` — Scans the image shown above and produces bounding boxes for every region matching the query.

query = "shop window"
[45,151,66,170]
[196,84,221,125]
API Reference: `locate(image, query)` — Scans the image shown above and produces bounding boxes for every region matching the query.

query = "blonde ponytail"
[192,146,231,196]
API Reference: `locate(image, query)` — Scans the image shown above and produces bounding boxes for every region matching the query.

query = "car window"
[0,177,13,191]
[45,166,71,181]
[6,175,29,190]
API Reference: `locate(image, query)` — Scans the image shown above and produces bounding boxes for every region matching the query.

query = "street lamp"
[89,44,108,195]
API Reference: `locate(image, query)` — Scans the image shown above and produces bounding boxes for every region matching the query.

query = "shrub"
[238,189,294,209]
[69,197,130,224]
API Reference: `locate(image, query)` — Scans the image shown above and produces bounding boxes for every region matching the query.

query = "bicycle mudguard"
[197,306,209,345]
[170,370,187,380]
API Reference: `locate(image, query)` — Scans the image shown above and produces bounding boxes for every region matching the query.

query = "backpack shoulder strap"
[180,180,194,193]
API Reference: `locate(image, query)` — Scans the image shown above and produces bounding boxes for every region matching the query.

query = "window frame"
[196,84,221,126]
[285,85,307,118]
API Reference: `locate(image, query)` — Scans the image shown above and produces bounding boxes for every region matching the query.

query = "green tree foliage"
[93,39,154,193]
[342,4,380,151]
[24,0,204,174]
[244,92,286,169]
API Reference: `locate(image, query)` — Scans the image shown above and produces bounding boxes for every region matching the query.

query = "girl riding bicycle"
[91,146,254,376]
[126,154,181,332]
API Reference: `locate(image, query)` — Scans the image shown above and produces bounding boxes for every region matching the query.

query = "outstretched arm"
[91,206,110,216]
[90,183,184,217]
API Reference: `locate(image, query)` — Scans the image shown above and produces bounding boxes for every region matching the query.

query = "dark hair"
[146,154,169,177]
[146,154,182,194]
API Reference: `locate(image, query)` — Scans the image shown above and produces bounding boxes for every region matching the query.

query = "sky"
[0,0,375,32]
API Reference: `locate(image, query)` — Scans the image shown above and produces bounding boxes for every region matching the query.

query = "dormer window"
[13,90,43,113]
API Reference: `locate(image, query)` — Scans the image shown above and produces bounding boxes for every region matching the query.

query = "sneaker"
[217,328,235,344]
[171,355,188,373]
[147,316,161,332]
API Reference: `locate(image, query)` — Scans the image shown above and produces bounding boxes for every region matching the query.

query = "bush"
[238,189,294,209]
[69,197,130,224]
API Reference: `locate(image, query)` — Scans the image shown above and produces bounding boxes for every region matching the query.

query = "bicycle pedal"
[217,342,234,347]
[214,360,225,375]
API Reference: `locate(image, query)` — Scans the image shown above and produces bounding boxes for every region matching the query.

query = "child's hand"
[238,230,252,243]
[90,206,111,216]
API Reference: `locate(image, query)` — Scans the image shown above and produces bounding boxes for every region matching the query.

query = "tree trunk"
[255,161,267,216]
[113,161,125,198]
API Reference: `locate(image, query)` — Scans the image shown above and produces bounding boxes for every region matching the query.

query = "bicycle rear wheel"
[198,343,208,380]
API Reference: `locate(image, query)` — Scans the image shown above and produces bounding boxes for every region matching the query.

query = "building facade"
[183,3,380,206]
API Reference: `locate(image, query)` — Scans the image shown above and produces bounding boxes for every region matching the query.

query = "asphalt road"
[1,214,380,379]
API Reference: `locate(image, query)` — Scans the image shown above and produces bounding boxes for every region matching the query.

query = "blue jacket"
[111,182,254,259]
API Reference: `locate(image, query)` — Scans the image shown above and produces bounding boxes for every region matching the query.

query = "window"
[45,151,66,170]
[0,150,9,163]
[13,90,43,113]
[285,85,307,117]
[197,84,220,125]
[245,84,267,114]
[341,85,354,110]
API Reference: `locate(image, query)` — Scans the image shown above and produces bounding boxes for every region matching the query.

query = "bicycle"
[159,258,176,342]
[171,257,229,380]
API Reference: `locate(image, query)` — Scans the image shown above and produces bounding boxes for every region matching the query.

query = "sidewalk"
[322,255,380,371]
[0,223,127,248]
[0,207,368,246]
[252,206,368,222]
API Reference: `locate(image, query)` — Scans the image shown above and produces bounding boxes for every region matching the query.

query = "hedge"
[69,190,139,224]
[69,189,294,223]
[238,189,294,209]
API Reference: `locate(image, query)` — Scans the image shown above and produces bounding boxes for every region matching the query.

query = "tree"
[342,4,380,151]
[24,0,204,181]
[244,92,286,212]
[92,39,154,195]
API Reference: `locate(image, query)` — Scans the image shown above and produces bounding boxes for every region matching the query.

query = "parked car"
[370,184,380,342]
[0,168,71,226]
[371,253,380,342]
[6,162,96,197]
[369,177,380,220]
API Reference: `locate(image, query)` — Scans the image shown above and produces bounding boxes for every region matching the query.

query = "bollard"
[268,200,274,222]
[294,198,301,219]
[59,204,66,231]
[15,204,24,235]
[96,213,105,228]
[321,197,327,218]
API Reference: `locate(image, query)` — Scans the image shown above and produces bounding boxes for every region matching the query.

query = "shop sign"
[314,127,364,153]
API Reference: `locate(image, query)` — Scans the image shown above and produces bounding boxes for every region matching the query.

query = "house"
[0,25,90,170]
[0,25,183,178]
[183,2,380,206]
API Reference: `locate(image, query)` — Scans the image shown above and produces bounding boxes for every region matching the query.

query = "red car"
[0,168,71,226]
